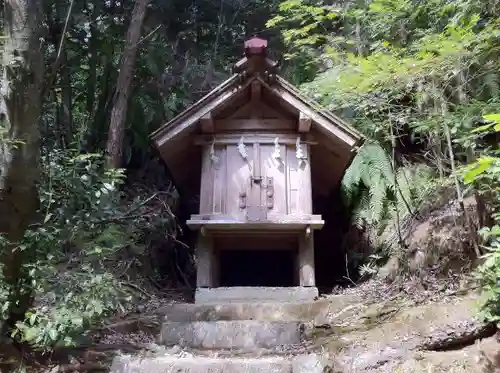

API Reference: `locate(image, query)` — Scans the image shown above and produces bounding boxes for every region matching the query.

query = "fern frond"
[368,173,388,224]
[341,150,366,202]
[393,167,413,215]
[351,192,371,228]
[361,143,393,183]
[343,142,395,229]
[410,164,436,201]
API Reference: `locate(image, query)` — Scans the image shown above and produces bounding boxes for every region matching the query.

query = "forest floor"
[16,275,498,373]
[313,280,500,372]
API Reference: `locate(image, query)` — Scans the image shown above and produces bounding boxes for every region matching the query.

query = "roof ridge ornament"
[244,36,268,57]
[234,36,278,84]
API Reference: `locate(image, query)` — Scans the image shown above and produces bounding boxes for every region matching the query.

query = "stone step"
[195,287,319,304]
[159,320,304,350]
[110,353,329,373]
[157,299,331,324]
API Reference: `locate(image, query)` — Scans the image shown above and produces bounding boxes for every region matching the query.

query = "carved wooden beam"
[251,80,261,103]
[200,112,214,133]
[250,80,262,118]
[299,111,312,133]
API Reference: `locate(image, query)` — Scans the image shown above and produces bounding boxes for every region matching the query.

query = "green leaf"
[483,114,500,131]
[49,328,58,341]
[463,157,495,183]
[471,123,495,133]
[92,301,103,315]
[72,317,84,327]
[483,114,500,123]
[23,328,38,342]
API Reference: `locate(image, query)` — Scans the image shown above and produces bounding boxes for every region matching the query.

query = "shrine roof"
[150,38,363,153]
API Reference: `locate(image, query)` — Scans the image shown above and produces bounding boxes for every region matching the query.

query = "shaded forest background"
[0,0,499,362]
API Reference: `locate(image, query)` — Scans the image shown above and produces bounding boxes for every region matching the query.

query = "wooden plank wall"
[225,144,254,218]
[199,141,313,217]
[286,145,312,215]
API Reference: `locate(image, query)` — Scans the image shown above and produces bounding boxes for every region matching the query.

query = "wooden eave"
[273,76,364,147]
[150,74,364,156]
[150,74,241,150]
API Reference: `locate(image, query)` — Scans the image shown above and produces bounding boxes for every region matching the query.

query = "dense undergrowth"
[269,0,500,324]
[0,0,499,360]
[0,150,178,350]
[464,116,500,325]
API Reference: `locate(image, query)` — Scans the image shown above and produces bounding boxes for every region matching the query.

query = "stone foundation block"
[195,287,318,304]
[159,320,304,350]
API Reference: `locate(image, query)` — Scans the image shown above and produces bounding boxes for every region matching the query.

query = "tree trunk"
[355,21,363,56]
[106,0,150,168]
[0,0,44,335]
[86,0,101,116]
[55,0,73,147]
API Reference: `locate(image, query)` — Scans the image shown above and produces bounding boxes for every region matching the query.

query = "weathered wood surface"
[151,67,363,195]
[187,214,324,230]
[198,137,314,222]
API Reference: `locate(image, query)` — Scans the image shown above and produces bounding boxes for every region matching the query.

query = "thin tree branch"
[136,24,161,47]
[42,0,75,98]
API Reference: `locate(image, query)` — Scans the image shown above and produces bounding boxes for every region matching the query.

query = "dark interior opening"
[313,187,360,293]
[219,249,296,287]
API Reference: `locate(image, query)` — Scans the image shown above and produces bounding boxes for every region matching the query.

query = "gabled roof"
[150,37,365,195]
[150,60,363,152]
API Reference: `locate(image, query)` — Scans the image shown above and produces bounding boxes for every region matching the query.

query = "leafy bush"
[475,220,500,325]
[0,150,140,349]
[463,115,500,326]
[271,0,499,282]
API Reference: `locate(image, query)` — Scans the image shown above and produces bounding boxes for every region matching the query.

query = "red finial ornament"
[244,36,268,56]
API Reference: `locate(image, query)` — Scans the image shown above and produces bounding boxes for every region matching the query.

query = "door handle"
[266,177,274,209]
[239,191,247,209]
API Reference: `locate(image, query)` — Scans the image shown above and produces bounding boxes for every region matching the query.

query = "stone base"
[195,287,319,304]
[158,299,331,323]
[110,353,330,373]
[159,320,303,350]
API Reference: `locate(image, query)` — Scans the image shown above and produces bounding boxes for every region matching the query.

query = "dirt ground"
[4,279,499,373]
[310,289,500,373]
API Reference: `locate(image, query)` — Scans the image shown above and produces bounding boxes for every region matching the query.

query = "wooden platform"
[187,214,324,232]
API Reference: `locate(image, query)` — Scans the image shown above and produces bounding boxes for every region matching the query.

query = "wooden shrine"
[151,37,363,302]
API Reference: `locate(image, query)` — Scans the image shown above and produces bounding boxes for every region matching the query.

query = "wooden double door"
[199,135,312,220]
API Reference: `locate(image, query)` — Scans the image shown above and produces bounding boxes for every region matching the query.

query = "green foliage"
[266,0,340,84]
[481,114,500,132]
[271,0,500,140]
[15,272,128,348]
[342,142,435,248]
[267,0,339,57]
[42,0,284,159]
[0,150,139,349]
[342,143,394,226]
[464,114,500,326]
[2,0,285,349]
[475,234,500,326]
[270,0,499,263]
